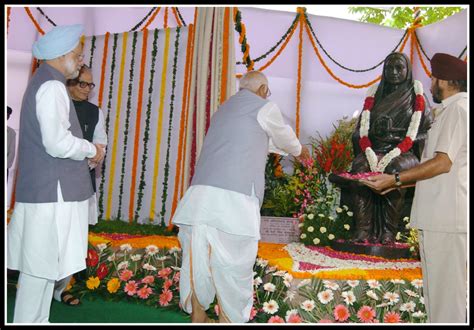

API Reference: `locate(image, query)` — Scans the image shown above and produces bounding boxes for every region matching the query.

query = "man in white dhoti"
[173,71,311,323]
[7,24,105,323]
[362,53,467,323]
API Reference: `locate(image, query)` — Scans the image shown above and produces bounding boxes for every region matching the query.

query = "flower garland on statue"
[359,80,425,173]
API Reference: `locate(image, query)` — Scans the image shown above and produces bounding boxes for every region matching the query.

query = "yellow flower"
[65,276,76,291]
[107,278,120,293]
[86,276,100,290]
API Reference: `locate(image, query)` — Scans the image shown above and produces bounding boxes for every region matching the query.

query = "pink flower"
[159,289,173,306]
[137,285,153,299]
[124,280,138,296]
[141,275,155,285]
[158,267,172,279]
[318,319,333,323]
[214,304,220,316]
[173,271,180,283]
[163,279,173,291]
[287,314,303,323]
[249,307,257,320]
[268,316,285,323]
[357,306,376,323]
[384,311,401,323]
[334,304,350,322]
[119,269,133,282]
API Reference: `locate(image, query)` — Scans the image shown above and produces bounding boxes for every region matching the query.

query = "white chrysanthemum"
[347,211,353,217]
[412,311,426,318]
[297,279,312,289]
[367,280,380,289]
[419,297,424,305]
[323,280,339,291]
[283,273,293,283]
[120,244,133,252]
[343,205,349,211]
[142,263,157,271]
[328,234,335,240]
[320,227,327,233]
[117,261,129,270]
[328,216,334,221]
[300,233,307,239]
[404,289,419,298]
[298,223,304,228]
[256,258,268,267]
[383,292,400,305]
[313,238,320,245]
[344,224,350,230]
[366,290,379,300]
[406,223,411,229]
[274,270,287,277]
[284,290,296,302]
[285,309,299,322]
[168,247,181,254]
[263,283,276,292]
[307,226,314,232]
[347,280,359,288]
[341,291,356,305]
[400,301,416,313]
[262,300,279,314]
[403,216,410,222]
[316,198,324,203]
[411,279,423,288]
[307,214,314,220]
[145,245,159,256]
[301,299,316,312]
[390,279,405,284]
[96,243,107,252]
[318,213,325,218]
[317,289,334,304]
[253,277,262,287]
[131,254,142,262]
[107,254,116,262]
[336,207,343,213]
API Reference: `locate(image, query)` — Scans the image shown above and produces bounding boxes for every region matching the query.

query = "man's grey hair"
[238,71,269,93]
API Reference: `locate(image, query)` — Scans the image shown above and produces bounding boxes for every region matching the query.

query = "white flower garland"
[359,80,424,173]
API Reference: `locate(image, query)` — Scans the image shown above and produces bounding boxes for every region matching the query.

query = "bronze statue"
[345,52,432,244]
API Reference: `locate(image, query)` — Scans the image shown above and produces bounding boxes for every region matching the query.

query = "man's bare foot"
[190,293,209,323]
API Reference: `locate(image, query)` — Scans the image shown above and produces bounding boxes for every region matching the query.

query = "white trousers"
[418,230,467,323]
[13,273,73,323]
[178,224,258,323]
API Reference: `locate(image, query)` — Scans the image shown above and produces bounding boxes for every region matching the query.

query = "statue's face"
[384,55,408,85]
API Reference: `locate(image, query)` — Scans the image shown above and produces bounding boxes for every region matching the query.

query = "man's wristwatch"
[394,173,402,187]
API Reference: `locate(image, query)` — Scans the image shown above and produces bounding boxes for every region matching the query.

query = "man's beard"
[432,81,443,104]
[65,58,80,79]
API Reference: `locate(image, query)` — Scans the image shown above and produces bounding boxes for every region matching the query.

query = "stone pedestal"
[330,239,412,260]
[260,216,300,244]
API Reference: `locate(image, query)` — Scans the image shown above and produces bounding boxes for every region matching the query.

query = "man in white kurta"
[173,71,310,323]
[362,53,467,323]
[7,25,105,323]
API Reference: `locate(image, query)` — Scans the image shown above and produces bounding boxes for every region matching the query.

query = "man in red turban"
[362,53,467,323]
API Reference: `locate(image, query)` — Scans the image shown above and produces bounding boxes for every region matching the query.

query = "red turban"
[431,53,467,81]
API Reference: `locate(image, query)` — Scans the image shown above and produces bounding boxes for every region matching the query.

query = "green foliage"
[89,219,178,236]
[348,6,463,29]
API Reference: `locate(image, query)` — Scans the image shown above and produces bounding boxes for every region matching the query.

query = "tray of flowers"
[328,172,382,187]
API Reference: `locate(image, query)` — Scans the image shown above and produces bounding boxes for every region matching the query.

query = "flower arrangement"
[72,242,182,309]
[396,217,420,259]
[295,278,427,323]
[298,187,354,247]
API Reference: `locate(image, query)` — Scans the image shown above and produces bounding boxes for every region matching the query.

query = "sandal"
[60,291,81,306]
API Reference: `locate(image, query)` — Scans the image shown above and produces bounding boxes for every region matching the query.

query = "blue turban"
[32,24,84,60]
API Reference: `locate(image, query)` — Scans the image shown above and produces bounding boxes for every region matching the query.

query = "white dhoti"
[7,182,90,323]
[178,224,258,323]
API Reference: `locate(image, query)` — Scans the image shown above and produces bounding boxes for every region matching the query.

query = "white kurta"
[173,100,302,323]
[87,108,108,225]
[7,80,96,281]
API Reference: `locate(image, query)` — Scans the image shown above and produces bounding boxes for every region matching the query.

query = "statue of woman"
[348,52,432,244]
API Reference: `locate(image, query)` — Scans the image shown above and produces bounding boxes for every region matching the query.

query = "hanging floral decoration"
[359,80,425,173]
[88,35,97,69]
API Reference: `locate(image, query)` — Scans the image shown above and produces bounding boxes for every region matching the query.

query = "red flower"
[397,137,413,153]
[415,95,425,111]
[363,97,375,110]
[359,136,372,151]
[86,249,99,267]
[96,262,108,280]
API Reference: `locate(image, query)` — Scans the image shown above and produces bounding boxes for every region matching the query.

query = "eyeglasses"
[71,49,85,61]
[266,87,272,98]
[76,80,96,89]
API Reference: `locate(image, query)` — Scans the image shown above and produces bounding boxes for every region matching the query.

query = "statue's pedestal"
[330,239,412,260]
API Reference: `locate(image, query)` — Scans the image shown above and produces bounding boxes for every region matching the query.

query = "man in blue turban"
[7,24,106,323]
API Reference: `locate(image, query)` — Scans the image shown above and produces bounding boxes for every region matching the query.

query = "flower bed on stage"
[73,232,426,323]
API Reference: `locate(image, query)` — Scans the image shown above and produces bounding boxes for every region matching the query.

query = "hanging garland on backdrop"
[175,7,187,26]
[160,27,181,226]
[88,35,97,68]
[24,7,44,35]
[36,7,56,26]
[171,8,182,27]
[135,28,160,220]
[130,7,157,31]
[7,7,11,35]
[295,8,304,138]
[117,31,138,220]
[98,33,118,219]
[141,7,161,31]
[233,8,254,70]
